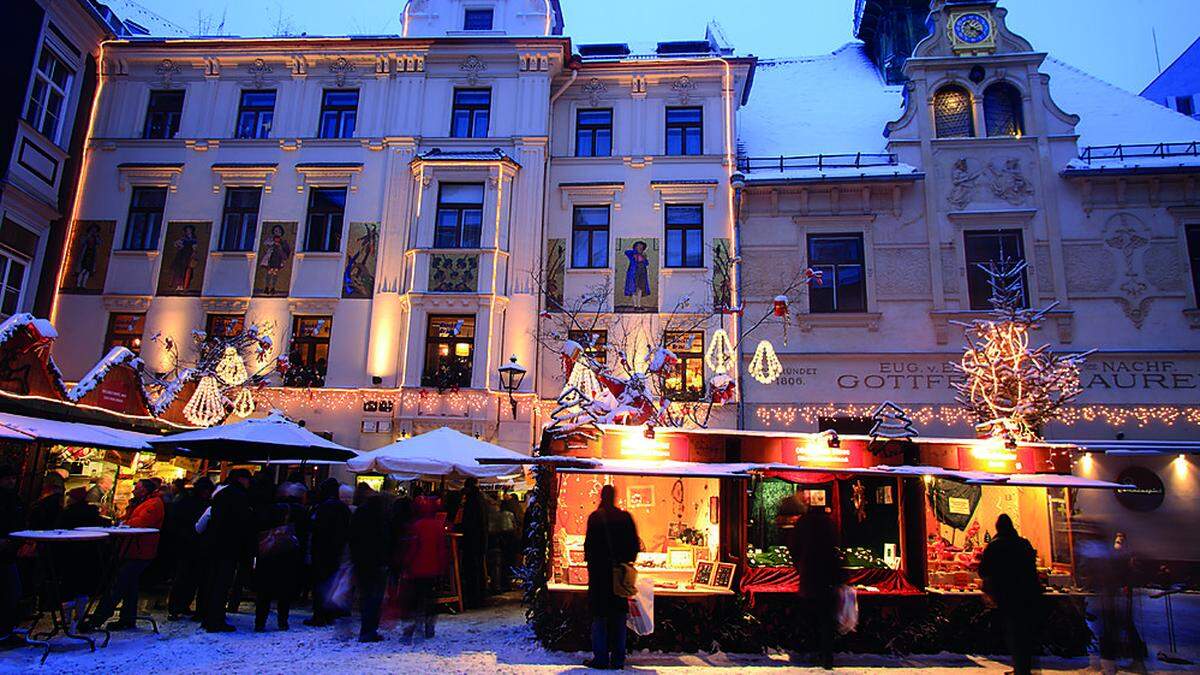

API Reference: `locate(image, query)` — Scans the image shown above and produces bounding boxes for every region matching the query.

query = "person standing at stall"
[0,465,24,644]
[55,488,103,630]
[203,469,253,633]
[402,495,447,643]
[167,477,213,621]
[979,513,1042,675]
[787,506,845,671]
[254,482,306,632]
[84,478,164,631]
[456,478,488,609]
[350,493,391,642]
[583,484,639,671]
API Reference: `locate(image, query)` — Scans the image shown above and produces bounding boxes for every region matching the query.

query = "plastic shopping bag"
[325,562,356,613]
[626,577,654,636]
[836,584,858,635]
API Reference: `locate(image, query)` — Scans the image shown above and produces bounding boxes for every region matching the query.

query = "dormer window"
[983,82,1024,137]
[464,8,494,31]
[933,85,974,138]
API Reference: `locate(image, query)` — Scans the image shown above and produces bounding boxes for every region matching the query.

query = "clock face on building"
[953,13,992,44]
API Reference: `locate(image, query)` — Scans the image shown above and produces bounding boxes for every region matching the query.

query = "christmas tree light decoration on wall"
[183,375,226,427]
[952,258,1094,442]
[869,401,919,441]
[748,339,782,384]
[704,328,735,374]
[215,346,249,386]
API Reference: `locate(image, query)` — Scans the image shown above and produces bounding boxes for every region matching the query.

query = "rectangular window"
[122,186,167,250]
[143,90,184,139]
[807,234,866,313]
[303,187,346,253]
[205,313,245,338]
[1187,224,1200,302]
[1176,95,1196,117]
[24,46,74,144]
[567,329,607,366]
[463,8,494,30]
[234,89,275,139]
[964,229,1028,310]
[283,315,332,387]
[575,108,613,157]
[571,206,610,268]
[451,89,490,138]
[665,106,702,156]
[318,89,358,139]
[0,250,29,318]
[104,312,145,352]
[218,188,262,252]
[664,204,703,268]
[434,183,485,248]
[422,315,476,388]
[663,331,704,401]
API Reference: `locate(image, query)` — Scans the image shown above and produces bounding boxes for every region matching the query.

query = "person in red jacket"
[84,479,164,631]
[402,496,447,643]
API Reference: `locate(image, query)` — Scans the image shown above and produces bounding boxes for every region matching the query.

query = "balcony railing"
[736,152,899,173]
[1076,142,1200,164]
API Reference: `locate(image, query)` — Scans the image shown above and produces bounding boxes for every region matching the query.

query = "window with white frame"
[0,250,29,318]
[24,45,74,145]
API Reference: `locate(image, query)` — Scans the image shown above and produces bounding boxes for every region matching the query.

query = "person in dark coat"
[27,482,64,531]
[203,469,253,632]
[167,477,213,620]
[978,513,1042,675]
[350,493,391,642]
[254,482,306,632]
[583,484,639,670]
[455,478,488,609]
[786,507,846,670]
[0,466,23,643]
[54,488,103,628]
[306,478,351,627]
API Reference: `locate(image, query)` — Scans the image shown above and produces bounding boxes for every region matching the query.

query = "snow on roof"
[738,43,902,159]
[0,410,154,450]
[1041,57,1200,148]
[68,346,144,402]
[0,314,56,345]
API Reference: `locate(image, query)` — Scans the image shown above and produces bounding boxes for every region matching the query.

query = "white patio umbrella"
[149,410,357,462]
[347,427,526,479]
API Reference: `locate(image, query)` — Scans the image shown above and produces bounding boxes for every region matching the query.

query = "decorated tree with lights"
[952,258,1093,442]
[145,321,281,426]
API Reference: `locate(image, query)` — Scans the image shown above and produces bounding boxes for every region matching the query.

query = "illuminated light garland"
[705,328,735,375]
[215,347,249,386]
[232,387,255,418]
[183,376,225,427]
[254,387,539,417]
[753,403,1200,430]
[748,340,782,384]
[565,361,603,399]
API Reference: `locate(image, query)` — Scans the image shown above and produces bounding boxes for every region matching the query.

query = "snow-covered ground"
[1,591,1195,673]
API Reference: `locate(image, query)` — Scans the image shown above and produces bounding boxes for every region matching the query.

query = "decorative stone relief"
[947,158,982,208]
[873,248,931,299]
[155,59,182,87]
[582,78,607,106]
[1104,212,1153,327]
[328,57,356,86]
[1034,244,1054,294]
[459,55,486,85]
[245,58,273,87]
[987,158,1034,205]
[671,75,696,104]
[1143,242,1184,292]
[630,75,647,98]
[945,156,1033,208]
[1063,244,1116,292]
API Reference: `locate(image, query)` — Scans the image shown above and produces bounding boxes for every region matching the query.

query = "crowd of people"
[0,466,529,645]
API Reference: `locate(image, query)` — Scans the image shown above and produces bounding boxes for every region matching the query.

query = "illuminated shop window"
[423,315,476,389]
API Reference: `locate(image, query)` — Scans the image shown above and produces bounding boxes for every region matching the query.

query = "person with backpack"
[254,482,306,631]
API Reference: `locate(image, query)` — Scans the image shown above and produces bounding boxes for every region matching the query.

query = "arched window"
[933,85,974,138]
[984,82,1025,137]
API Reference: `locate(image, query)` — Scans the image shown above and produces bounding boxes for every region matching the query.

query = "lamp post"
[497,354,526,420]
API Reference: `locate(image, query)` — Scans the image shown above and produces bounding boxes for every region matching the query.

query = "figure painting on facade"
[342,222,379,298]
[254,222,295,297]
[616,239,657,312]
[543,238,565,312]
[60,220,115,294]
[156,221,211,296]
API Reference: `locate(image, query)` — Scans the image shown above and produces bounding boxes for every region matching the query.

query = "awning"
[558,459,759,479]
[347,427,525,479]
[150,410,357,462]
[1062,439,1200,455]
[0,410,154,451]
[965,473,1133,489]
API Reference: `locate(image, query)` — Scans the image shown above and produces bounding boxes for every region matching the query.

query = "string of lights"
[752,403,1200,429]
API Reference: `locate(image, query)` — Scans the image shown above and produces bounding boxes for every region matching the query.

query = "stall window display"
[552,473,723,593]
[49,445,199,516]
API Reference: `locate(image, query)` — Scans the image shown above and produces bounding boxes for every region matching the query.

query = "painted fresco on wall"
[156,221,212,296]
[711,237,732,310]
[60,220,115,294]
[342,222,379,298]
[544,238,565,312]
[253,221,296,297]
[429,253,479,292]
[615,237,658,313]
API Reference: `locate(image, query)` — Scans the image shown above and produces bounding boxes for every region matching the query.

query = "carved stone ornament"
[1104,212,1153,328]
[328,57,356,86]
[672,75,696,104]
[460,55,487,85]
[630,75,647,97]
[245,58,273,87]
[155,59,183,87]
[582,77,607,106]
[946,157,982,209]
[987,157,1033,205]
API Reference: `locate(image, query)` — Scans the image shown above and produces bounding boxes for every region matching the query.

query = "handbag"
[603,510,638,598]
[258,506,298,557]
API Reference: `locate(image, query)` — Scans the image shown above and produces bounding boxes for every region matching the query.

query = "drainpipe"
[730,172,746,430]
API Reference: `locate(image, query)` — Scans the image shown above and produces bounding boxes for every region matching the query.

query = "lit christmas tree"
[869,401,918,441]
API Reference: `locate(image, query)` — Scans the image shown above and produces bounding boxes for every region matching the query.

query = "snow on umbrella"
[346,427,525,479]
[149,409,356,462]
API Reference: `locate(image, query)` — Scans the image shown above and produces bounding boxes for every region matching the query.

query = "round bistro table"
[76,526,161,642]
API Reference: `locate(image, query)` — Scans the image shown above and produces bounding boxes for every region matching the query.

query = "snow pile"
[150,367,195,415]
[67,346,143,402]
[0,313,54,345]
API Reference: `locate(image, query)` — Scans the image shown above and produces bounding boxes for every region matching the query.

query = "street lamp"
[497,354,526,420]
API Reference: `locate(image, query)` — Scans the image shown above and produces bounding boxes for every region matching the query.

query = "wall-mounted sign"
[362,400,394,413]
[1113,466,1165,512]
